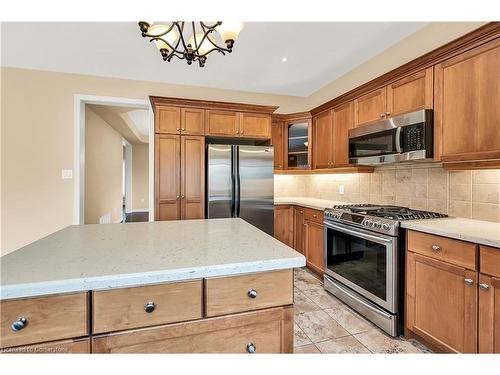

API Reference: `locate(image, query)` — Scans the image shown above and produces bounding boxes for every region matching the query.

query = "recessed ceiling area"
[1,22,428,96]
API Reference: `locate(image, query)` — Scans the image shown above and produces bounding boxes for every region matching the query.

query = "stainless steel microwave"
[349,109,433,165]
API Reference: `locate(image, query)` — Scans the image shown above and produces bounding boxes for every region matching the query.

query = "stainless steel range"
[323,204,447,336]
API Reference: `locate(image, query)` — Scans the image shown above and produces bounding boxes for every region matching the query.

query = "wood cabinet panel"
[92,280,203,334]
[407,230,477,270]
[293,206,305,255]
[303,208,323,224]
[480,246,500,278]
[478,274,500,353]
[155,134,181,221]
[92,306,293,353]
[205,110,239,137]
[204,270,293,317]
[271,120,285,170]
[181,136,205,220]
[332,101,354,167]
[155,106,181,134]
[274,205,293,247]
[312,110,333,169]
[240,113,271,139]
[386,67,433,117]
[406,252,477,353]
[304,220,324,276]
[0,293,88,349]
[353,87,386,127]
[181,108,205,135]
[1,337,90,354]
[435,38,500,162]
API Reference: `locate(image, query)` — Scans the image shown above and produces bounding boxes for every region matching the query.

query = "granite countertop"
[402,218,500,248]
[274,197,347,211]
[0,218,305,300]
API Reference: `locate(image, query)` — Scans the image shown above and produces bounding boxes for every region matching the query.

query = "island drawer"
[204,270,293,317]
[92,306,292,353]
[304,208,323,224]
[92,280,203,334]
[0,292,88,349]
[480,246,500,278]
[407,230,477,270]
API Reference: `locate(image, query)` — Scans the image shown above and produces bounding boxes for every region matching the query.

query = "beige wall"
[131,143,148,212]
[84,107,123,224]
[275,165,500,223]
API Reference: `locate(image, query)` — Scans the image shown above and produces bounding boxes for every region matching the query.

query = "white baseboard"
[126,208,149,213]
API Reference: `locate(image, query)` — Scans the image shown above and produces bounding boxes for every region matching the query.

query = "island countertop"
[0,218,305,300]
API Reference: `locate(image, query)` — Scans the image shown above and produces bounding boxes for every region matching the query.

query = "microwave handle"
[395,126,403,153]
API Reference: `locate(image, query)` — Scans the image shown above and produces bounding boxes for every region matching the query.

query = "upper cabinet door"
[386,67,433,117]
[312,110,333,169]
[239,113,271,139]
[271,120,284,170]
[155,134,181,221]
[435,38,500,162]
[181,136,205,220]
[181,108,205,135]
[332,101,354,167]
[205,110,239,137]
[353,87,387,127]
[156,106,181,134]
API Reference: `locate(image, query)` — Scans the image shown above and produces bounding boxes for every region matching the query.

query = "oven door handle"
[324,222,393,244]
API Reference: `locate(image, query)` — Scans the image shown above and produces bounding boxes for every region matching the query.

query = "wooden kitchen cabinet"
[293,207,305,254]
[312,110,333,169]
[155,134,181,221]
[332,102,354,167]
[205,110,239,137]
[239,112,271,139]
[304,220,324,276]
[406,251,478,353]
[479,274,500,353]
[271,120,285,170]
[274,205,293,247]
[181,108,205,135]
[353,87,387,127]
[155,106,181,134]
[181,136,205,220]
[435,38,500,163]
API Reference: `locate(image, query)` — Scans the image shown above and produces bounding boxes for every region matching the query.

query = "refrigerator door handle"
[230,146,236,217]
[235,146,241,217]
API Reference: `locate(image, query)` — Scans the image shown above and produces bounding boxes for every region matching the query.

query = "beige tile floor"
[293,267,432,354]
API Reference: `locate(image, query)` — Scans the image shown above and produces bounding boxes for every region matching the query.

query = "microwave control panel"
[404,124,424,151]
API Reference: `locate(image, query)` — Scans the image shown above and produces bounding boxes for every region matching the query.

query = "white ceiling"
[1,22,428,96]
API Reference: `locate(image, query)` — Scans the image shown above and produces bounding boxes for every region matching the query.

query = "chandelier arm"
[200,21,221,29]
[197,48,227,58]
[191,28,229,55]
[191,22,199,49]
[149,37,186,56]
[175,21,190,52]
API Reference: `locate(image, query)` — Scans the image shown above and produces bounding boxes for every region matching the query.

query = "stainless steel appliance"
[323,204,447,336]
[206,144,274,236]
[349,109,433,165]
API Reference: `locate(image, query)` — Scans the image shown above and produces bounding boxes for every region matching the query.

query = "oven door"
[323,221,398,313]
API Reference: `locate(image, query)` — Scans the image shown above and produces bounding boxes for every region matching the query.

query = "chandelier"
[138,21,244,67]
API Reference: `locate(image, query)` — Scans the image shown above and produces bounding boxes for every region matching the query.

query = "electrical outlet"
[61,169,73,179]
[339,185,345,195]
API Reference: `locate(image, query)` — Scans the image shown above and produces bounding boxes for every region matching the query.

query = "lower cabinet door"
[1,337,90,354]
[479,274,500,353]
[274,205,293,247]
[304,220,324,275]
[406,252,478,353]
[293,207,305,254]
[92,307,293,354]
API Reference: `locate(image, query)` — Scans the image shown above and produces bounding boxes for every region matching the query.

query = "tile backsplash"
[274,164,500,223]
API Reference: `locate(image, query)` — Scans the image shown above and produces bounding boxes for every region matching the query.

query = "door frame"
[73,94,154,224]
[123,139,133,217]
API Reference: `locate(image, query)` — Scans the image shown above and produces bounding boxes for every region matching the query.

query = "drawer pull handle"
[431,244,441,252]
[464,278,474,286]
[144,301,156,313]
[247,289,258,299]
[11,317,27,332]
[479,283,490,290]
[246,343,256,353]
[313,214,317,218]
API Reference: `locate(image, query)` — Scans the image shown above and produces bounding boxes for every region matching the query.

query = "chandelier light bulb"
[217,21,244,43]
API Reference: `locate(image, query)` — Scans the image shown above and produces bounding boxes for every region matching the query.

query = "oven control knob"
[382,223,390,231]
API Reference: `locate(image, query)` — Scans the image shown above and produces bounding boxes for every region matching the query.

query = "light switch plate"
[339,185,345,195]
[61,169,73,179]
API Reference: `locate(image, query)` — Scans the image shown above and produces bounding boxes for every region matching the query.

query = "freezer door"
[207,144,234,218]
[237,145,274,236]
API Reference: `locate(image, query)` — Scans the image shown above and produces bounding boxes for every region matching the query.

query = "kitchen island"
[0,218,305,353]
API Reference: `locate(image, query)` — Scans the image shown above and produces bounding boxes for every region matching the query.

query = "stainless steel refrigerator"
[206,144,274,236]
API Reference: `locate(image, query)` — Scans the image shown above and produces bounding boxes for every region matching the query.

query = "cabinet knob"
[300,211,303,214]
[181,128,185,131]
[176,195,180,199]
[431,244,441,252]
[247,288,258,298]
[464,278,474,286]
[144,301,156,313]
[246,343,256,353]
[176,127,180,131]
[386,111,391,116]
[313,214,317,218]
[479,283,490,290]
[181,195,185,199]
[11,317,27,332]
[240,130,244,135]
[380,113,384,118]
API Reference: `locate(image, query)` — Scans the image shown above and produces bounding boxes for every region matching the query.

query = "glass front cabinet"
[286,120,312,169]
